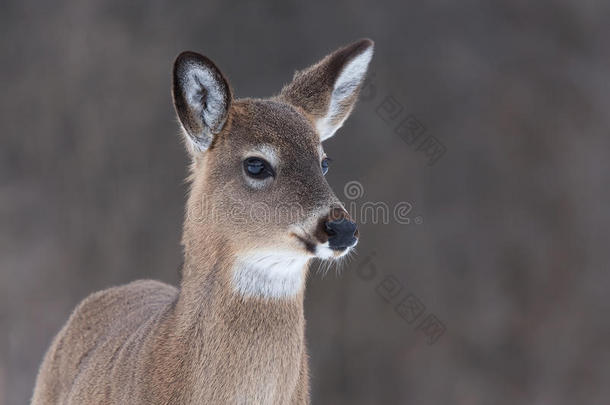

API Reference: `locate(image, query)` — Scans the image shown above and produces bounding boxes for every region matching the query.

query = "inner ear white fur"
[183,65,228,142]
[173,52,231,155]
[316,46,374,141]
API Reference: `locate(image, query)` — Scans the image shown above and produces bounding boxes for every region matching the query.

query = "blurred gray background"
[2,0,610,404]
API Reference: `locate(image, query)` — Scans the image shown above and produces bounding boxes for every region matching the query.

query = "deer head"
[173,39,374,299]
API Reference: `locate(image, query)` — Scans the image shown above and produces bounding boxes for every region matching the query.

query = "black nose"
[325,218,358,250]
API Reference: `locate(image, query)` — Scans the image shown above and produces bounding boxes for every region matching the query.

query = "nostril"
[324,219,358,250]
[325,219,358,235]
[324,221,337,237]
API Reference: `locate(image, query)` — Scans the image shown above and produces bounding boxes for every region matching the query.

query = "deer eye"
[244,157,274,179]
[321,157,331,175]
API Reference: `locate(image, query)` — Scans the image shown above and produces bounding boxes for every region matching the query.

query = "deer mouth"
[315,241,355,259]
[291,232,356,260]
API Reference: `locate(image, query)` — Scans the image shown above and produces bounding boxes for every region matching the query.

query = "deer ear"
[279,39,374,141]
[172,51,232,153]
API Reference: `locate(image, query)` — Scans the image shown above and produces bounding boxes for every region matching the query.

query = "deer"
[31,38,374,404]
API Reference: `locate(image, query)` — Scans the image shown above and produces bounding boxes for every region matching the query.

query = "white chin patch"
[232,251,310,299]
[315,242,351,259]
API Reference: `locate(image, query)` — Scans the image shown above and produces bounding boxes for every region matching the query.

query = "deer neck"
[161,234,309,401]
[176,233,310,320]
